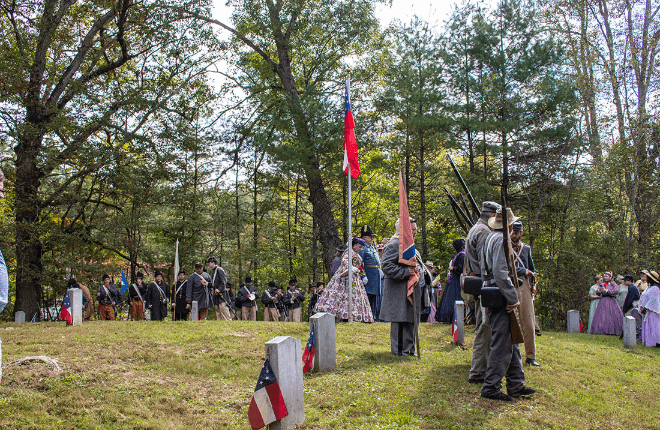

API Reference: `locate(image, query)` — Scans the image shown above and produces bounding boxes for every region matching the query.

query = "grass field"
[0,320,658,429]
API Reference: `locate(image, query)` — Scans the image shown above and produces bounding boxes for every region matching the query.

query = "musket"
[449,198,469,234]
[443,187,474,228]
[458,194,475,225]
[501,197,524,344]
[446,155,480,218]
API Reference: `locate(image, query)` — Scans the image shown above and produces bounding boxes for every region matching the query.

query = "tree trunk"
[312,207,318,284]
[267,3,342,272]
[14,123,46,320]
[235,157,242,281]
[465,50,474,173]
[419,133,427,258]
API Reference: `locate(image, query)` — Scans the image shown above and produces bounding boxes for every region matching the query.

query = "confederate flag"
[247,359,288,429]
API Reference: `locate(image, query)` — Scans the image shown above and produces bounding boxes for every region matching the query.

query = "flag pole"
[347,73,353,323]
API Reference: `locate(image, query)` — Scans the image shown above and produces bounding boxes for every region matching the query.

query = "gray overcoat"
[380,238,421,323]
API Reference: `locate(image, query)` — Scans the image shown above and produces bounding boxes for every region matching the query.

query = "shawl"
[640,285,660,315]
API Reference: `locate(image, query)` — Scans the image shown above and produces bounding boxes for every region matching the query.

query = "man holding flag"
[380,172,424,356]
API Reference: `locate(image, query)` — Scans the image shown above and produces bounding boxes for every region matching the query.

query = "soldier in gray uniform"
[381,217,423,356]
[467,201,500,384]
[480,208,535,401]
[187,262,213,320]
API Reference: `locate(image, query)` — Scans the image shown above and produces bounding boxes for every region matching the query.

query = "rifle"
[447,155,480,218]
[449,199,469,234]
[458,194,475,225]
[501,199,524,344]
[443,187,474,228]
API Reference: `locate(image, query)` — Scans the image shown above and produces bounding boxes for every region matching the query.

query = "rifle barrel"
[458,194,474,225]
[444,187,474,228]
[449,200,469,234]
[446,155,481,217]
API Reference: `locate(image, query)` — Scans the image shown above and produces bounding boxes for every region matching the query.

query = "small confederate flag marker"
[452,310,459,344]
[302,324,316,373]
[248,359,288,430]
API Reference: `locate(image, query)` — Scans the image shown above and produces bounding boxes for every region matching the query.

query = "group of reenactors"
[82,257,315,323]
[464,201,537,401]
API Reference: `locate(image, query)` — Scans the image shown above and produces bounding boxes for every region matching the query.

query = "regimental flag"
[30,313,37,323]
[343,76,360,178]
[302,324,316,374]
[398,170,419,304]
[120,269,129,295]
[452,309,459,344]
[59,290,72,325]
[248,359,288,430]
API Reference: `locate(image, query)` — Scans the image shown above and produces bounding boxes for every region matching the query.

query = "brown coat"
[78,284,94,320]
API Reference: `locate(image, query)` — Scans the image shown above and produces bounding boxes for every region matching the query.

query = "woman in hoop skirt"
[315,237,374,323]
[590,271,624,335]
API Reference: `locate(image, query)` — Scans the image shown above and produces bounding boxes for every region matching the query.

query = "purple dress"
[590,281,624,335]
[639,285,660,347]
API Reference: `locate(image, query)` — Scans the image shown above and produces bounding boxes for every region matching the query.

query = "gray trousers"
[390,322,415,356]
[469,296,492,379]
[481,307,525,396]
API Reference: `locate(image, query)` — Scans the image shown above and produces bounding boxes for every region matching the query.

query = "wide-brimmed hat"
[424,260,435,268]
[487,207,520,229]
[642,269,660,283]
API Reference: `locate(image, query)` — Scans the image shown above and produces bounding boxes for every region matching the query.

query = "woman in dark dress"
[437,239,465,322]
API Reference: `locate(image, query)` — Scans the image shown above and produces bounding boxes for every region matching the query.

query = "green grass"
[0,320,658,429]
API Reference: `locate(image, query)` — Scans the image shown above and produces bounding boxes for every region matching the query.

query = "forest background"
[0,0,658,328]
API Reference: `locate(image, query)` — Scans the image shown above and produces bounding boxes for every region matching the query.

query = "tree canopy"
[0,0,658,326]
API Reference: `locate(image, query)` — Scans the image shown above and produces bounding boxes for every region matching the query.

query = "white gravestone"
[265,336,304,430]
[623,316,636,349]
[454,301,465,344]
[567,310,580,333]
[14,311,25,323]
[310,312,336,372]
[69,288,83,326]
[191,301,198,321]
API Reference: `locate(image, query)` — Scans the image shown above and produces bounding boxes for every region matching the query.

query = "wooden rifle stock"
[501,199,524,345]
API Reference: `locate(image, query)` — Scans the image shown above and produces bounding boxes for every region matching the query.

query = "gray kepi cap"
[481,201,501,215]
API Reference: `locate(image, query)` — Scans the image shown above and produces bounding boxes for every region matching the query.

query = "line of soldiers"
[94,257,310,322]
